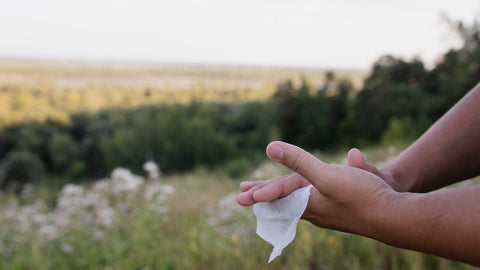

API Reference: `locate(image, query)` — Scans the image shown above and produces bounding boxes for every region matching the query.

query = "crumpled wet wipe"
[253,185,313,263]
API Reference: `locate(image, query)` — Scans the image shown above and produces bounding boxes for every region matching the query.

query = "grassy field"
[0,59,366,89]
[0,60,476,269]
[0,145,477,270]
[0,59,366,129]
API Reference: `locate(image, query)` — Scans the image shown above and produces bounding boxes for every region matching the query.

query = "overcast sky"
[0,0,479,69]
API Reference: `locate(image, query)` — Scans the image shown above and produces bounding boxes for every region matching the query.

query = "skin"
[236,84,480,266]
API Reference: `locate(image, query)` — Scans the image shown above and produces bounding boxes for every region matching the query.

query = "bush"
[381,117,416,148]
[0,150,45,190]
[66,160,87,180]
[223,158,253,179]
[49,133,77,170]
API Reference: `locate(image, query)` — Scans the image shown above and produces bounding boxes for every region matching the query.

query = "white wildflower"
[93,180,110,193]
[61,243,74,254]
[143,182,175,215]
[51,211,70,229]
[206,191,254,237]
[0,166,175,245]
[31,213,47,226]
[143,161,162,181]
[144,182,163,202]
[92,229,105,240]
[39,225,58,241]
[57,184,85,213]
[84,190,109,208]
[55,184,89,230]
[147,203,169,216]
[111,168,144,195]
[215,192,247,222]
[61,184,84,197]
[3,207,18,221]
[94,205,115,228]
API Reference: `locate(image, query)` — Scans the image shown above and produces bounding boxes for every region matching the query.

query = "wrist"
[380,162,418,193]
[359,189,413,242]
[365,190,423,248]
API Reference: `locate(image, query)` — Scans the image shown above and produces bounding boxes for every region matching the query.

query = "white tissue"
[253,184,313,263]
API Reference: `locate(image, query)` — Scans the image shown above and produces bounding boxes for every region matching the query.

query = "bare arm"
[382,83,480,192]
[376,185,480,265]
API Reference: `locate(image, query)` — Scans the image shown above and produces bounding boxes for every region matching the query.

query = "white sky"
[0,0,479,69]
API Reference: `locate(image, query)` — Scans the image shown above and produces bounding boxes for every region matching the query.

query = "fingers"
[347,148,367,168]
[240,181,264,192]
[236,173,310,206]
[252,173,309,202]
[238,141,347,206]
[348,148,383,178]
[237,181,267,206]
[236,190,259,206]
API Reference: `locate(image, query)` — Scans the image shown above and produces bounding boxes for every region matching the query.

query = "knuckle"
[291,153,305,173]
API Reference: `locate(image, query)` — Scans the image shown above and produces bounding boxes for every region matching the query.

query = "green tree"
[0,150,44,190]
[351,55,427,144]
[272,80,300,144]
[295,78,328,149]
[49,133,77,170]
[422,21,480,121]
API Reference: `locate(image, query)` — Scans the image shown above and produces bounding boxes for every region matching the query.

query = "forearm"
[369,185,480,266]
[382,83,480,192]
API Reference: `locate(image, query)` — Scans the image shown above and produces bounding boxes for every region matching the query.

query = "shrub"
[0,150,45,190]
[223,158,253,179]
[381,117,416,148]
[48,133,77,170]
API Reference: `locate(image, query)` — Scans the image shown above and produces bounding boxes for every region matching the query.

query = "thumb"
[266,141,333,186]
[347,148,368,168]
[347,148,383,178]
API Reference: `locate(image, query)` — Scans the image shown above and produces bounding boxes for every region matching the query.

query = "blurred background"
[0,1,479,269]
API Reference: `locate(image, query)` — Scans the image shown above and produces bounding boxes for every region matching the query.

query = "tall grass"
[0,147,477,270]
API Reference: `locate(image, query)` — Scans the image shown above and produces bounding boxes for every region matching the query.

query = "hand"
[237,141,397,236]
[346,148,408,192]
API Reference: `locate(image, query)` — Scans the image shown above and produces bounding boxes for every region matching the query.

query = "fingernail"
[268,144,284,161]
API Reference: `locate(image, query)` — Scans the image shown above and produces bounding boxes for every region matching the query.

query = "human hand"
[237,141,398,236]
[346,148,408,192]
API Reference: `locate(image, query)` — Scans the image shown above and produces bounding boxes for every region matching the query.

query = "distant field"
[0,59,367,90]
[0,59,367,128]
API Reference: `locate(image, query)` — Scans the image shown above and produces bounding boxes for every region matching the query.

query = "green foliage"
[347,21,480,146]
[271,75,351,150]
[49,133,77,170]
[223,158,254,179]
[351,81,425,143]
[381,117,416,148]
[0,150,44,189]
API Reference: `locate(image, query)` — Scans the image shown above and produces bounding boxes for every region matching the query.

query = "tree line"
[0,21,479,189]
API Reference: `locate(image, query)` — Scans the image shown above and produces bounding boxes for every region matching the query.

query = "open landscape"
[1,0,480,268]
[1,51,479,269]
